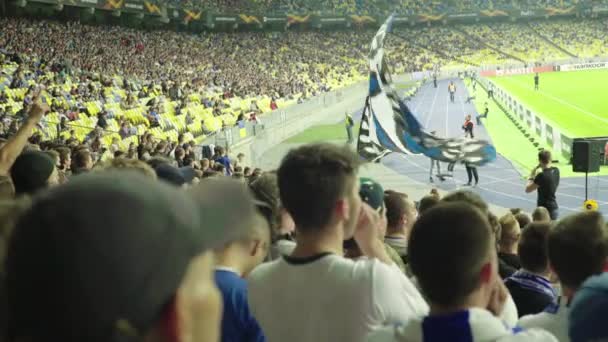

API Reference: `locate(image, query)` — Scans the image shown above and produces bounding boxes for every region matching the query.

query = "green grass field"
[285,122,358,144]
[480,69,608,177]
[491,69,608,137]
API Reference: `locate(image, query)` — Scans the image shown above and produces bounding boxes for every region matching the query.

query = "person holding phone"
[525,150,560,220]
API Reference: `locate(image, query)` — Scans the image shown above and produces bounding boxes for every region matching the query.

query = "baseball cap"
[359,177,385,210]
[154,163,196,186]
[10,150,55,195]
[5,171,221,341]
[569,272,608,342]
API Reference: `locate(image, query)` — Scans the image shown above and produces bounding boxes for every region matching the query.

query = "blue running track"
[361,78,608,217]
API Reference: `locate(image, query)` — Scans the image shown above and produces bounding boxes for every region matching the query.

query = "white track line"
[424,83,440,128]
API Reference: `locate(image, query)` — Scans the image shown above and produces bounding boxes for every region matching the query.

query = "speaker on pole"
[572,140,601,173]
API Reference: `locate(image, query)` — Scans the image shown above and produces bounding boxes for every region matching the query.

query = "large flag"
[356,15,496,166]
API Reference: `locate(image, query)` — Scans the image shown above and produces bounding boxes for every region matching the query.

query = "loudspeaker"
[572,140,601,173]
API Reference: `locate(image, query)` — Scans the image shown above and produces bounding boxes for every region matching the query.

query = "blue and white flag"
[356,15,496,166]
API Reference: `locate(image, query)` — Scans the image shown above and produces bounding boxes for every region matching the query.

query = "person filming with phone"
[525,150,560,220]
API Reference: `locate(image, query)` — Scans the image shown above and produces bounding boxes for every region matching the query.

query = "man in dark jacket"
[505,222,556,317]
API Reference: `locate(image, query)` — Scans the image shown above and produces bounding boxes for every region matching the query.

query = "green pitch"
[477,69,608,177]
[491,69,608,137]
[285,122,359,144]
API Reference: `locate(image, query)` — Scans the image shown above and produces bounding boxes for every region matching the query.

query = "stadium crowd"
[1,16,607,157]
[192,0,596,15]
[1,94,608,342]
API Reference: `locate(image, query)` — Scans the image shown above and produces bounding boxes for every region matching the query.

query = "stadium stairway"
[525,23,577,58]
[452,26,525,64]
[395,32,479,68]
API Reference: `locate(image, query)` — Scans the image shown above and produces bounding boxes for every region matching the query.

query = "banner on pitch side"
[559,62,608,72]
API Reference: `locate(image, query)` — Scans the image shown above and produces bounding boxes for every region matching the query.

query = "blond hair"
[94,158,157,180]
[499,213,521,247]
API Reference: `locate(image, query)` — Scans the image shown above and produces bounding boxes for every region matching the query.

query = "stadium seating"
[2,16,608,152]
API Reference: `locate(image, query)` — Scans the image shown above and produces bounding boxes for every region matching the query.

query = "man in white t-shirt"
[247,143,428,342]
[367,202,557,342]
[518,211,608,342]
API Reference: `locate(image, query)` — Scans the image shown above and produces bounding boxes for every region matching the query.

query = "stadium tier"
[2,15,608,153]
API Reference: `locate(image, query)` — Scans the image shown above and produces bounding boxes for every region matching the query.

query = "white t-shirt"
[367,308,557,342]
[518,297,569,342]
[247,253,428,342]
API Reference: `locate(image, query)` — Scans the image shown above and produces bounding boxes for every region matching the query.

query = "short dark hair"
[146,156,173,170]
[384,190,409,229]
[418,195,440,214]
[515,213,532,230]
[409,202,492,307]
[278,143,359,231]
[441,190,488,215]
[510,208,523,215]
[55,147,71,166]
[249,173,280,242]
[549,211,608,289]
[539,150,551,164]
[532,207,551,222]
[518,222,552,274]
[73,149,91,168]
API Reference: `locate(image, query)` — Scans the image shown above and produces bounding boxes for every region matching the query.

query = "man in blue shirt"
[215,146,233,176]
[214,193,270,342]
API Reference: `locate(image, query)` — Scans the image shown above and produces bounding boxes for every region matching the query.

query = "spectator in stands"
[154,163,196,188]
[532,207,551,222]
[0,95,47,176]
[515,212,532,231]
[569,273,608,342]
[498,213,521,270]
[10,151,59,196]
[367,202,555,342]
[214,147,233,176]
[417,194,440,214]
[5,172,223,342]
[344,178,407,274]
[175,147,186,168]
[519,211,608,341]
[236,153,246,167]
[248,173,296,260]
[72,149,94,175]
[248,143,427,342]
[505,222,556,318]
[384,190,417,264]
[94,158,157,179]
[209,179,270,342]
[442,190,517,280]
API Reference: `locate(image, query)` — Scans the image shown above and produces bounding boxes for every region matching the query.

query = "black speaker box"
[572,140,601,173]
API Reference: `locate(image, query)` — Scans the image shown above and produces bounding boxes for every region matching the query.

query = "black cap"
[154,163,196,186]
[10,150,55,195]
[6,172,216,341]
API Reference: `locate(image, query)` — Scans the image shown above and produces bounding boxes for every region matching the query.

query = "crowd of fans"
[1,96,608,341]
[190,0,600,15]
[2,16,608,157]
